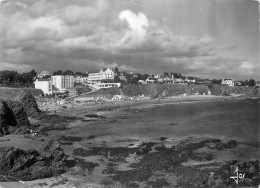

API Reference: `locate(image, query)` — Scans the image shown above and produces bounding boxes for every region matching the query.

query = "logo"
[230,166,245,185]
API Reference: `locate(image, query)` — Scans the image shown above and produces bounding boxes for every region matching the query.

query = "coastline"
[1,94,259,188]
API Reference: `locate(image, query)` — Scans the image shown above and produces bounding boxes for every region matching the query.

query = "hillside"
[83,84,260,99]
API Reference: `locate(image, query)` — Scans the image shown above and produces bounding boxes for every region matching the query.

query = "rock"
[0,100,30,136]
[0,88,40,117]
[159,137,167,141]
[0,139,72,181]
[226,140,238,148]
[213,140,238,150]
[86,135,96,140]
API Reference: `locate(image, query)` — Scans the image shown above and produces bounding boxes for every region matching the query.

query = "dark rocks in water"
[75,158,98,172]
[159,137,167,141]
[36,115,83,133]
[109,139,235,185]
[59,135,82,142]
[73,142,157,161]
[119,116,129,119]
[97,106,119,112]
[148,178,169,188]
[85,114,106,119]
[192,153,214,161]
[209,140,238,150]
[0,139,73,181]
[58,135,83,146]
[0,99,30,136]
[86,135,96,140]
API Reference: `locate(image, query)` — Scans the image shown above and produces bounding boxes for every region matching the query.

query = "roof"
[101,79,116,82]
[223,78,233,80]
[36,78,50,81]
[39,71,51,75]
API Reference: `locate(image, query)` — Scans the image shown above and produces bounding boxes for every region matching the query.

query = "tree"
[163,72,169,76]
[115,67,119,73]
[75,72,83,76]
[63,69,74,76]
[248,79,256,87]
[29,69,37,77]
[212,79,222,84]
[53,70,63,75]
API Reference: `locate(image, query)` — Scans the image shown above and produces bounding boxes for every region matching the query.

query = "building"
[158,75,172,83]
[37,71,51,78]
[146,77,156,84]
[138,80,147,84]
[90,79,121,89]
[87,67,120,89]
[221,78,234,86]
[66,87,78,96]
[185,77,196,83]
[87,67,114,84]
[51,75,75,91]
[34,78,52,95]
[119,72,127,82]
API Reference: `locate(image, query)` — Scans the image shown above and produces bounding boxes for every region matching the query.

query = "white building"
[34,78,52,95]
[51,75,75,91]
[87,67,121,89]
[88,67,114,84]
[221,78,234,86]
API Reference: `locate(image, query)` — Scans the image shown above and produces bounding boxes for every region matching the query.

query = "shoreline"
[1,95,259,187]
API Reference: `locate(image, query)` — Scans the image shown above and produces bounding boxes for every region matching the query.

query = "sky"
[0,0,259,80]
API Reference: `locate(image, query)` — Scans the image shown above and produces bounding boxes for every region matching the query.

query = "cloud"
[238,61,256,76]
[2,0,255,80]
[119,10,149,44]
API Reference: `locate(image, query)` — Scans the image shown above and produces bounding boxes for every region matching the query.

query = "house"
[74,75,82,83]
[158,75,172,83]
[80,77,88,84]
[185,77,196,83]
[221,78,234,86]
[37,71,51,78]
[119,72,127,82]
[154,75,160,79]
[34,78,52,95]
[234,81,242,86]
[146,77,156,84]
[138,80,147,84]
[171,73,184,83]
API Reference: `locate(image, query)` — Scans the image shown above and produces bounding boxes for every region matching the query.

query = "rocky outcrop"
[0,87,40,117]
[0,99,30,136]
[0,139,71,181]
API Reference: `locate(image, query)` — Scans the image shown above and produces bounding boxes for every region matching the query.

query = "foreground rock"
[0,139,73,181]
[0,99,30,136]
[0,87,40,117]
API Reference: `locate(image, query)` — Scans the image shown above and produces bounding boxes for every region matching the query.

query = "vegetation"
[0,69,37,88]
[122,84,209,98]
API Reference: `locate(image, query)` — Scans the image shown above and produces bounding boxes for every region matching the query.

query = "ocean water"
[76,99,260,160]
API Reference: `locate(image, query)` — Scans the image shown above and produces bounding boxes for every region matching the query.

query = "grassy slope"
[77,84,260,99]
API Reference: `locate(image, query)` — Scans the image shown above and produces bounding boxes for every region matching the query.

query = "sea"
[76,98,260,161]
